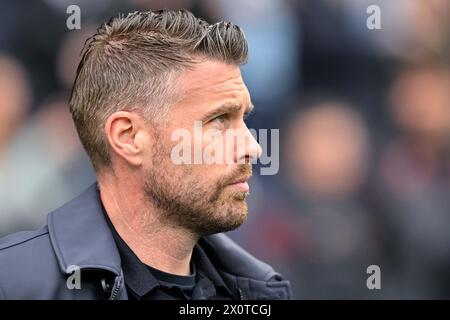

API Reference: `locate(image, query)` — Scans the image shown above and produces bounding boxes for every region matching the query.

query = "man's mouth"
[227,175,251,192]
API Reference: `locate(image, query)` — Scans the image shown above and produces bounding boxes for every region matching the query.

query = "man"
[0,9,291,300]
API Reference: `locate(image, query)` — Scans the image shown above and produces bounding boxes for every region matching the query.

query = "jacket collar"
[47,183,122,276]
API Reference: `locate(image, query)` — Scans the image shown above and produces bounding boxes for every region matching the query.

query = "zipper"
[109,276,122,300]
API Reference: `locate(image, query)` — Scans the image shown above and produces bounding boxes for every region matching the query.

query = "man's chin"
[200,216,247,235]
[222,203,248,229]
[198,201,248,235]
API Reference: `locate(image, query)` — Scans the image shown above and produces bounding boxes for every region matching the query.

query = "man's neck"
[98,174,198,276]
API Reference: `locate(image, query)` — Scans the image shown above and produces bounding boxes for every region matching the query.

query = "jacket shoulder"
[201,233,292,299]
[0,226,65,299]
[0,226,49,251]
[201,233,279,281]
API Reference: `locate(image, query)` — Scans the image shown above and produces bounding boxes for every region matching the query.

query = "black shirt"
[103,211,236,300]
[147,262,196,294]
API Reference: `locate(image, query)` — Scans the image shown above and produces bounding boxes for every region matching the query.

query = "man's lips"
[227,175,251,192]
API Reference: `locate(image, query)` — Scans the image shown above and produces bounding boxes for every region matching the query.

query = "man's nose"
[234,125,262,164]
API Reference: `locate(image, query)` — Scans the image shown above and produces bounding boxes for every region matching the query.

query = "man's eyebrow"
[201,102,254,122]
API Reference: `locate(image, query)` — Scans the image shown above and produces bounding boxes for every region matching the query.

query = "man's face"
[143,60,261,235]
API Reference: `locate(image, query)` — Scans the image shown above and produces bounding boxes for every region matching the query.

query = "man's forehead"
[174,60,252,110]
[178,60,247,93]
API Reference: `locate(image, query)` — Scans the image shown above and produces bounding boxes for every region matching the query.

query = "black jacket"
[0,183,292,299]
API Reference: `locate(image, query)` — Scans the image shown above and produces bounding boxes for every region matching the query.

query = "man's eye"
[212,114,226,124]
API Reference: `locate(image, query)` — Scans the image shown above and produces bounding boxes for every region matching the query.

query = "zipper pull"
[237,287,245,300]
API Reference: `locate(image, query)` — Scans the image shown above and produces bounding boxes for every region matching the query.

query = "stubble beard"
[143,142,252,236]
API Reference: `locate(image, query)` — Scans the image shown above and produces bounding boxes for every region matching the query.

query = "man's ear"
[104,111,149,167]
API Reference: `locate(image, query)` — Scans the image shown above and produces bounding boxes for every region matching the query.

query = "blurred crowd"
[1,0,449,299]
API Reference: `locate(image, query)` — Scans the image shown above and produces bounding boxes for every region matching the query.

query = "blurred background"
[1,0,449,299]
